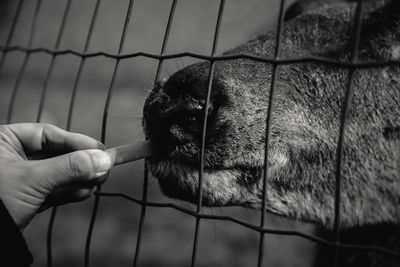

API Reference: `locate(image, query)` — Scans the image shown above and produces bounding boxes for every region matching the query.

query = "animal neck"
[315,224,400,267]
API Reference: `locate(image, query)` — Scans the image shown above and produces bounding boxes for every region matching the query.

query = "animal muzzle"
[143,82,215,150]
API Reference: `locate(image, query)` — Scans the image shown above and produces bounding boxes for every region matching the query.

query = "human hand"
[0,123,114,230]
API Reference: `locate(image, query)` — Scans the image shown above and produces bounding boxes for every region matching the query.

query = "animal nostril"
[185,102,204,118]
[145,75,218,147]
[178,101,214,131]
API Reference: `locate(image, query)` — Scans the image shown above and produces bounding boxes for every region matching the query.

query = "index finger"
[3,123,104,155]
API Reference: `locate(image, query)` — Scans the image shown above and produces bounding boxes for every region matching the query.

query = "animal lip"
[149,141,201,167]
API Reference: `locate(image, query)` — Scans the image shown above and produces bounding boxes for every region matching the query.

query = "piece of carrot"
[106,140,155,166]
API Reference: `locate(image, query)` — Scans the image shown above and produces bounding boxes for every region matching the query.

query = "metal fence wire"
[1,0,400,266]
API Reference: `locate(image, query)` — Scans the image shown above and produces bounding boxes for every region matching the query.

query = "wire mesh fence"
[1,0,400,266]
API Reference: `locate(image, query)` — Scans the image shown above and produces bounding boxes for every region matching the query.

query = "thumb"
[31,149,114,191]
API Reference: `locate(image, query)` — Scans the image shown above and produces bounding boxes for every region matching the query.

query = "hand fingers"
[29,149,114,191]
[3,123,104,155]
[39,184,97,212]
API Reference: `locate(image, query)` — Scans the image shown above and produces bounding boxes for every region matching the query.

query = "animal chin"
[148,158,246,206]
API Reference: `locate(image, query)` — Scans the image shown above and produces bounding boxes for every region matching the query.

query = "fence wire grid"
[1,0,400,267]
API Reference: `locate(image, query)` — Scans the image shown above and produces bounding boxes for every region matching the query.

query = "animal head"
[143,0,400,229]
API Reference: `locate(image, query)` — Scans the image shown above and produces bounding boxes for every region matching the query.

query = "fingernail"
[94,171,108,178]
[90,150,114,174]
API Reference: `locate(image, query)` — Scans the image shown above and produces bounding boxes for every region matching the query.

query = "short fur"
[143,1,400,266]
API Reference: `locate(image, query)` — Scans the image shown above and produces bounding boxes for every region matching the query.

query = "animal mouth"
[147,140,265,207]
[147,156,244,206]
[150,142,199,167]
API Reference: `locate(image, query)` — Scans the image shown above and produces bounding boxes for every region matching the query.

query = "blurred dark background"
[0,0,318,266]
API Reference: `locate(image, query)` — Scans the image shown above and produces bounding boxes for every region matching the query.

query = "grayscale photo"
[0,0,398,266]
